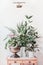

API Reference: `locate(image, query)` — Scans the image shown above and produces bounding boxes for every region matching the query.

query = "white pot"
[20,47,26,57]
[29,51,34,58]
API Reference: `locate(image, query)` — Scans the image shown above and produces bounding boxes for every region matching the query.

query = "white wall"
[0,0,43,65]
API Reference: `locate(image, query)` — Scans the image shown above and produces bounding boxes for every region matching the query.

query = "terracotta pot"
[9,46,20,53]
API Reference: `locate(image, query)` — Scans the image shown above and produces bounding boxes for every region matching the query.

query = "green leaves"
[17,22,28,34]
[25,15,32,19]
[5,37,17,49]
[4,15,39,52]
[5,43,8,49]
[17,22,24,33]
[25,21,27,26]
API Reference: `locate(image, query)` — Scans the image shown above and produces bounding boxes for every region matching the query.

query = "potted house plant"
[4,15,39,58]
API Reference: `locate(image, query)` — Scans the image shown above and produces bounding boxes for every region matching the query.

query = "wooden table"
[7,57,37,65]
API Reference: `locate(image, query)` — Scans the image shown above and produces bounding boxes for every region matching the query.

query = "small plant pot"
[20,47,26,57]
[9,46,20,58]
[29,51,34,58]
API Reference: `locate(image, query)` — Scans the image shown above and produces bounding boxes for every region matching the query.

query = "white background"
[0,0,43,65]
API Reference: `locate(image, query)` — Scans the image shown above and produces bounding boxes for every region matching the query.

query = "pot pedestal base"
[10,53,20,58]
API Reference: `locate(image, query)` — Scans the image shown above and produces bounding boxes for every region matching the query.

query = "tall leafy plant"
[4,15,39,52]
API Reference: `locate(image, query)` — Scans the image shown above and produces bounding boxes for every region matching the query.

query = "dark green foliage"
[4,15,39,51]
[25,15,32,19]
